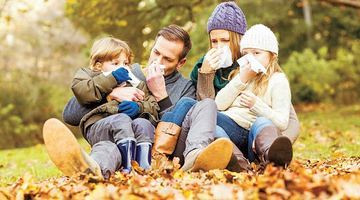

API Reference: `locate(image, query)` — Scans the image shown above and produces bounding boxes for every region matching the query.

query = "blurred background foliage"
[0,0,359,149]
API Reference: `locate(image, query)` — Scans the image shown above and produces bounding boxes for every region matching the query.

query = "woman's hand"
[239,91,256,108]
[239,63,257,83]
[201,48,221,73]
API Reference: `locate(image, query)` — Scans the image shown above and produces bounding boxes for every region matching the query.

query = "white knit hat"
[240,24,279,55]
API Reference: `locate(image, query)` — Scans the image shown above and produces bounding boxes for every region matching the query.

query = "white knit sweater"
[215,72,291,131]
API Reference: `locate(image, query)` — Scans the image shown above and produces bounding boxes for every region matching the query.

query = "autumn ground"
[0,103,359,199]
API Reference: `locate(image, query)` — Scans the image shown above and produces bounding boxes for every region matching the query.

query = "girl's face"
[209,29,230,48]
[242,48,272,68]
[102,52,129,72]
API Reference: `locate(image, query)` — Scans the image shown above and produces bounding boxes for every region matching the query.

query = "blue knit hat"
[207,1,247,35]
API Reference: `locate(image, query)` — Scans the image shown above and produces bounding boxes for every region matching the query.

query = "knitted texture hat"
[240,24,279,55]
[207,1,247,35]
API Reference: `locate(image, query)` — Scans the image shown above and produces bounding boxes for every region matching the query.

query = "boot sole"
[268,136,293,166]
[191,138,233,172]
[43,118,102,177]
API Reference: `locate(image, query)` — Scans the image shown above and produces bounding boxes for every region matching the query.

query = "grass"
[0,139,90,186]
[293,103,360,159]
[0,103,359,187]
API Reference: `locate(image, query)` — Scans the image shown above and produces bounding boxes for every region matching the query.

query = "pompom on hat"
[240,24,279,55]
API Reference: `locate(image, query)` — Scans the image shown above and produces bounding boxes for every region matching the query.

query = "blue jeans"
[216,112,249,154]
[214,125,229,138]
[247,117,275,162]
[161,97,228,141]
[161,97,197,126]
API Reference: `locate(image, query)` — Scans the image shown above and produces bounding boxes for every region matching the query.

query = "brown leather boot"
[254,126,292,167]
[153,121,182,155]
[226,143,253,173]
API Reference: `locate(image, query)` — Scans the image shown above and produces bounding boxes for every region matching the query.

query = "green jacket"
[71,67,160,136]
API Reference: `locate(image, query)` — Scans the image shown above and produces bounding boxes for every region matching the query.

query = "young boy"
[44,37,159,179]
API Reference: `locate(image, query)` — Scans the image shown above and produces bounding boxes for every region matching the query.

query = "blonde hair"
[208,30,242,80]
[252,53,283,96]
[89,37,134,72]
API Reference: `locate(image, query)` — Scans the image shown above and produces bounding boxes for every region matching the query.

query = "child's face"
[242,48,271,68]
[102,52,129,72]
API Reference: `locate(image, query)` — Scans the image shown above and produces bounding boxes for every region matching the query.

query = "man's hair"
[156,24,192,60]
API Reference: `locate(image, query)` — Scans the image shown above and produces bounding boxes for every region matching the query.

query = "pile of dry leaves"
[0,155,359,199]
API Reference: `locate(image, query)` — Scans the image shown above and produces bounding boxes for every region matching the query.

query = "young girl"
[44,37,159,179]
[215,24,293,167]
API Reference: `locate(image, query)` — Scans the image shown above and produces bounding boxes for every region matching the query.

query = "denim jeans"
[161,97,230,141]
[161,97,197,126]
[247,117,275,162]
[216,112,249,154]
[214,125,229,138]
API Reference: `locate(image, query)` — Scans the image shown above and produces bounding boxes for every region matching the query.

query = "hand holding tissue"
[148,61,166,75]
[204,45,233,70]
[237,54,267,74]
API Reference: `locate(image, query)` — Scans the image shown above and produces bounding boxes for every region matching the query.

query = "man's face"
[148,36,186,76]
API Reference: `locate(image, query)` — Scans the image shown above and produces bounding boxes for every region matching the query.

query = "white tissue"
[236,54,267,73]
[204,46,233,70]
[102,71,112,76]
[149,62,165,75]
[218,45,233,69]
[103,65,141,87]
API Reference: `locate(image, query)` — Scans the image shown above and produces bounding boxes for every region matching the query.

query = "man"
[43,25,232,179]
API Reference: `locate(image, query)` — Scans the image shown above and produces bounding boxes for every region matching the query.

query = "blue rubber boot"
[117,138,136,173]
[135,142,152,170]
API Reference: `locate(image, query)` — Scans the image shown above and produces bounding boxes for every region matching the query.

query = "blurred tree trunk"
[0,0,9,16]
[303,0,313,47]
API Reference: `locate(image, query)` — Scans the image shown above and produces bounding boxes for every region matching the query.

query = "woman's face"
[242,48,272,68]
[209,29,230,48]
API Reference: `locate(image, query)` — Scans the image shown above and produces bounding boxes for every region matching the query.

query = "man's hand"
[146,64,168,101]
[108,86,145,102]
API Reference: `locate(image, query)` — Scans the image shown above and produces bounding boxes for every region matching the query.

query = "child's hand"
[239,63,257,83]
[239,91,256,108]
[112,68,132,84]
[109,86,145,102]
[118,101,140,119]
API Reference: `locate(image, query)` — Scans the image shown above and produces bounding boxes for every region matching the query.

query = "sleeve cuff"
[198,68,216,74]
[197,70,216,99]
[93,74,118,92]
[250,96,269,116]
[137,102,144,114]
[231,74,247,90]
[158,96,172,112]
